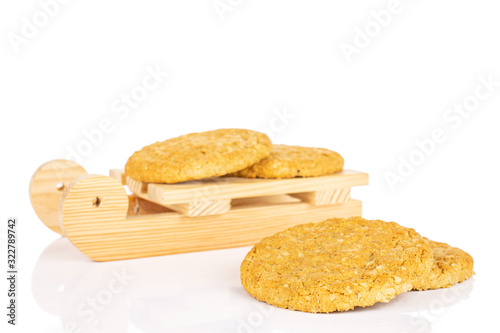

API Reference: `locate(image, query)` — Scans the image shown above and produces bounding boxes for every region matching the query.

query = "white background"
[1,1,499,332]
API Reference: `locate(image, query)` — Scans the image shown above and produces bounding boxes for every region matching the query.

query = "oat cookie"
[240,217,433,313]
[228,144,344,179]
[413,238,474,291]
[125,129,272,183]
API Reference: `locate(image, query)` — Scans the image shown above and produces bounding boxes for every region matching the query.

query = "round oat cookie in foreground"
[240,217,433,313]
[228,144,344,179]
[413,238,474,291]
[125,129,271,183]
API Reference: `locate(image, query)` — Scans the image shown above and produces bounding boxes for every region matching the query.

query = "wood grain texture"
[290,188,351,205]
[109,169,126,184]
[166,199,231,217]
[126,175,148,194]
[60,175,363,261]
[30,160,87,235]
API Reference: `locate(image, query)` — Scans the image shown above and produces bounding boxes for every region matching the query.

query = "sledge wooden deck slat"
[148,170,368,204]
[109,169,126,185]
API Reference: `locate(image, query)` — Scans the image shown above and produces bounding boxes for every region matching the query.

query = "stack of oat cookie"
[125,128,345,183]
[240,217,474,312]
[124,128,474,313]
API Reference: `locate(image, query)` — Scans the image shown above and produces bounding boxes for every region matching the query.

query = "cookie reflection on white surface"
[32,238,474,333]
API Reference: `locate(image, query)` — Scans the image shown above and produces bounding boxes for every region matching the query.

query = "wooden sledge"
[30,160,368,261]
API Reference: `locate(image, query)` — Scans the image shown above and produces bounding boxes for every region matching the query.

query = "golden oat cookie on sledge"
[228,144,344,179]
[240,217,433,313]
[125,129,272,183]
[413,238,474,291]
